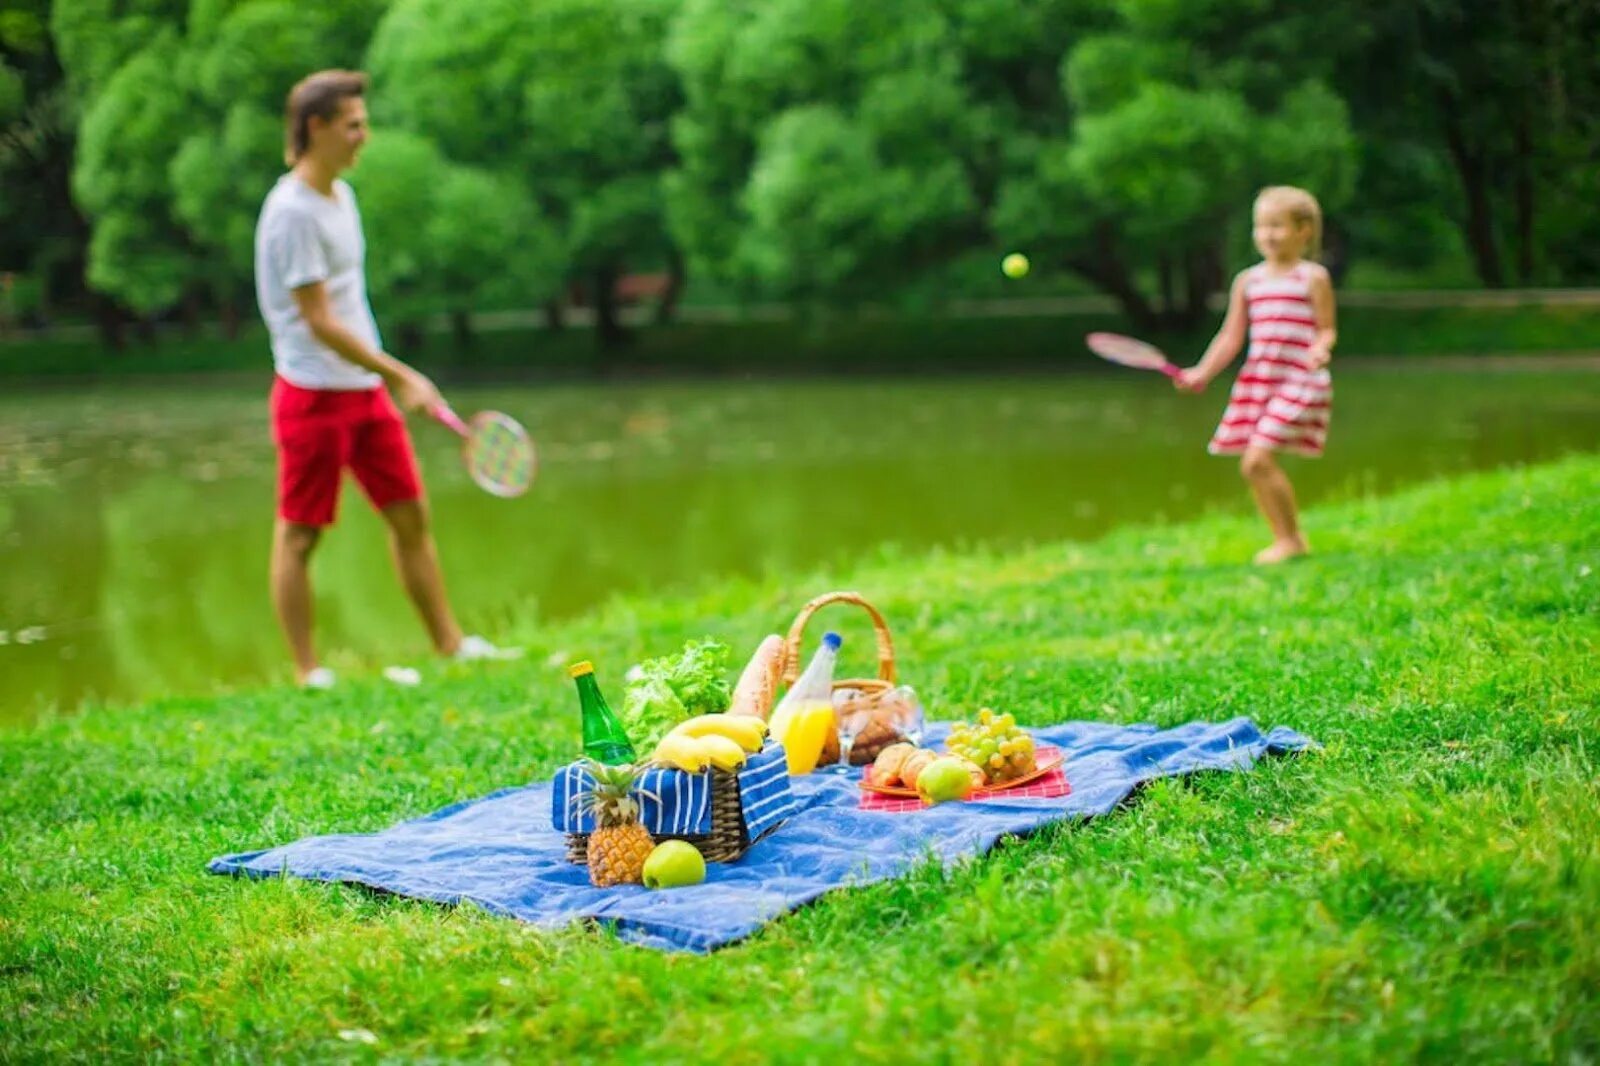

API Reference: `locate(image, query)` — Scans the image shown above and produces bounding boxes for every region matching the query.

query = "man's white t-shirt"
[254,174,383,390]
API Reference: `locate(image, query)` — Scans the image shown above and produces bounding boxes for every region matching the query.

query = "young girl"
[1177,186,1336,565]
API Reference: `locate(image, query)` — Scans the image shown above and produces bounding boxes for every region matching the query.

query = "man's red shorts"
[270,376,423,527]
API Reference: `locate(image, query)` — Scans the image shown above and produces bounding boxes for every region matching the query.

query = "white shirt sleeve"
[270,209,329,291]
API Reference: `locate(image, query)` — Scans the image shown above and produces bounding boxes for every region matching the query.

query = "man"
[256,69,508,689]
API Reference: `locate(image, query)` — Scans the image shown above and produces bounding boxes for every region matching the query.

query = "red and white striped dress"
[1208,264,1332,457]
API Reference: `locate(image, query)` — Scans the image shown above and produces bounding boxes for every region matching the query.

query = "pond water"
[1,365,1595,722]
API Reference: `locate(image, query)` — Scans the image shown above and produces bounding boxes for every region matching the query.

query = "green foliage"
[352,130,564,323]
[1,457,1597,1057]
[667,0,1361,324]
[11,0,1600,329]
[369,0,681,291]
[70,32,198,312]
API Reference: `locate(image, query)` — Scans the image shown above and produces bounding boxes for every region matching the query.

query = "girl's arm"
[1306,265,1337,369]
[1177,271,1249,391]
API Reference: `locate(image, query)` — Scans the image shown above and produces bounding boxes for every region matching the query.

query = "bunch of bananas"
[650,714,769,772]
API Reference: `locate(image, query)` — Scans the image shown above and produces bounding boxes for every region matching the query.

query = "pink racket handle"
[1156,362,1183,381]
[430,404,470,438]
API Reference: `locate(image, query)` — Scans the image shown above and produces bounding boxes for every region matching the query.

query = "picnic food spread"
[554,590,1068,889]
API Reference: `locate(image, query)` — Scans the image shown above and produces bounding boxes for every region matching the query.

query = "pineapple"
[577,760,656,887]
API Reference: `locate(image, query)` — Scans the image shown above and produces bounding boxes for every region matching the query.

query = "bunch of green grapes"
[946,708,1036,783]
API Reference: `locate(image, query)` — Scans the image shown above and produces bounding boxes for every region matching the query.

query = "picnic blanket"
[208,717,1314,953]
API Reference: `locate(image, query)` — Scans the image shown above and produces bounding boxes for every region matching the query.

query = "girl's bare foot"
[1253,538,1310,565]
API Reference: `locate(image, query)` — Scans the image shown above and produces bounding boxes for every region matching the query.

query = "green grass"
[1,300,1595,381]
[2,456,1597,1061]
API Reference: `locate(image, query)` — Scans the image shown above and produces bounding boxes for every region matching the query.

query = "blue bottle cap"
[822,631,842,650]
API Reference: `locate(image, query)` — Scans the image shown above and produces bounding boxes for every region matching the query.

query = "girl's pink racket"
[429,405,536,498]
[1085,332,1184,382]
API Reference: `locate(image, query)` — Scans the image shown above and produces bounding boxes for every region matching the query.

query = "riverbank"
[3,297,1597,383]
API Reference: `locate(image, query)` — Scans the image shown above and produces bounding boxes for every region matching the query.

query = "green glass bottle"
[569,661,637,765]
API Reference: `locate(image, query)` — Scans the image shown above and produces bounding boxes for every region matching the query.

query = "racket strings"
[465,415,535,496]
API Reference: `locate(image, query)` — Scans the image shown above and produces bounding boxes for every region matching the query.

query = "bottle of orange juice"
[769,632,841,775]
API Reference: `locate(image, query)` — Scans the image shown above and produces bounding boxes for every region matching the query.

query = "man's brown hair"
[283,70,368,166]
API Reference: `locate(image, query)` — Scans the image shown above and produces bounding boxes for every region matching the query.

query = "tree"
[172,0,391,333]
[1,0,105,334]
[70,30,202,317]
[368,0,681,350]
[1335,0,1600,287]
[350,129,564,351]
[666,0,1359,329]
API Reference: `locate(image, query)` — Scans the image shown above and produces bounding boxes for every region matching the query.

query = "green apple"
[917,756,975,804]
[642,840,706,889]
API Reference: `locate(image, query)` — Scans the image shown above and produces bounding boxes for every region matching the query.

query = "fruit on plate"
[870,743,986,791]
[642,840,707,889]
[670,713,767,752]
[577,760,655,887]
[946,708,1036,784]
[898,748,938,791]
[869,742,917,786]
[916,757,976,804]
[650,730,749,772]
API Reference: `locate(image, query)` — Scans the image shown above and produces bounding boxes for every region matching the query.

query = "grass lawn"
[2,455,1597,1061]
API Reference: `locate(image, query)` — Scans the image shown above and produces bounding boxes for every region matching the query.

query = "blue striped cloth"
[550,743,794,840]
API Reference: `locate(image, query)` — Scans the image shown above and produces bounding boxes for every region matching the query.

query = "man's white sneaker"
[302,666,337,690]
[383,665,422,686]
[453,635,522,662]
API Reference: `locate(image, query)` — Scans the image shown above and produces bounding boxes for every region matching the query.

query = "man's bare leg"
[271,519,323,681]
[1240,446,1309,565]
[379,498,464,656]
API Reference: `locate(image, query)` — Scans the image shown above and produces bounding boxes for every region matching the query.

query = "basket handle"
[780,590,897,686]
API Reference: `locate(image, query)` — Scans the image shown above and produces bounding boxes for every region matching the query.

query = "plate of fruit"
[860,709,1063,798]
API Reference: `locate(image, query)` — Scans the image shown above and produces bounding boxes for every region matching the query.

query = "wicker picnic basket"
[564,766,773,865]
[782,590,913,766]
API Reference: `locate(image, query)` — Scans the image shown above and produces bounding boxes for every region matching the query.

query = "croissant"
[898,749,938,791]
[870,743,917,786]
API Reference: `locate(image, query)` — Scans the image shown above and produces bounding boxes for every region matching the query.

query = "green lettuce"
[621,638,732,750]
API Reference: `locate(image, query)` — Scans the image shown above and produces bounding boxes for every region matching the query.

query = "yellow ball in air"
[1001,253,1030,279]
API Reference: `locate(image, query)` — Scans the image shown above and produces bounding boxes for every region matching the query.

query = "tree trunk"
[592,264,630,350]
[1440,101,1505,287]
[219,297,241,341]
[92,293,126,351]
[1068,222,1159,332]
[1180,245,1216,326]
[180,289,203,337]
[450,309,474,351]
[1514,118,1535,283]
[398,320,426,355]
[543,299,565,331]
[655,247,687,326]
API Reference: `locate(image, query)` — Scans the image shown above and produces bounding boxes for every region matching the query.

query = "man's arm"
[290,281,442,412]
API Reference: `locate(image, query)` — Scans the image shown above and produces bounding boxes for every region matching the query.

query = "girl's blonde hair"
[1255,185,1323,260]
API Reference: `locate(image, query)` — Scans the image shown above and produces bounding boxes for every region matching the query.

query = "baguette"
[728,634,784,719]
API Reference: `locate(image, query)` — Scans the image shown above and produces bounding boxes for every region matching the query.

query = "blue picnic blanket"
[208,717,1314,953]
[550,742,794,839]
